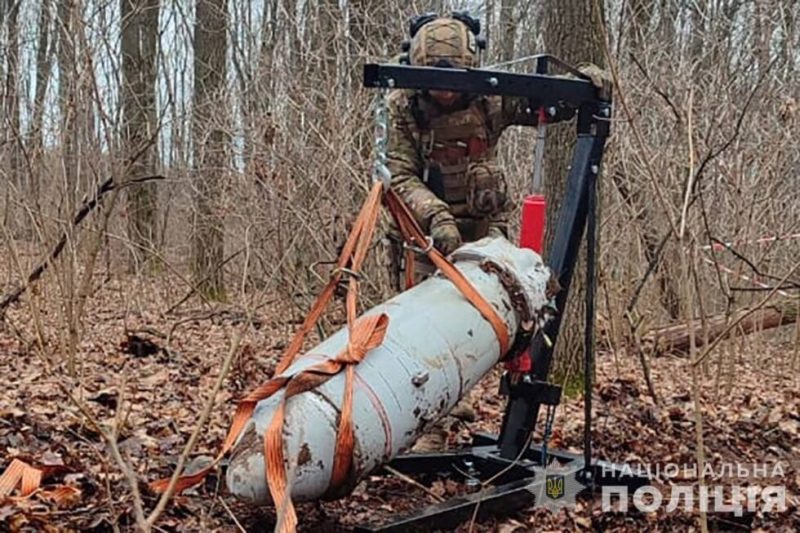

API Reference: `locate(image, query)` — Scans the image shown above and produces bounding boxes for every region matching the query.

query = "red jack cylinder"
[508,108,548,375]
[508,194,547,375]
[519,194,547,254]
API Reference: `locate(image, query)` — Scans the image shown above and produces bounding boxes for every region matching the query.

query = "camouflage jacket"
[386,90,547,239]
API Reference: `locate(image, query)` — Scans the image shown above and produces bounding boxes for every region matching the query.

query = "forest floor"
[0,267,798,532]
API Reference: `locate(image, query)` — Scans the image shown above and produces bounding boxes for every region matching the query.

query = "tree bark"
[687,2,705,63]
[192,0,228,298]
[57,0,77,198]
[498,0,517,63]
[657,0,678,43]
[121,0,160,269]
[29,0,54,207]
[3,0,21,231]
[543,0,605,381]
[611,171,681,319]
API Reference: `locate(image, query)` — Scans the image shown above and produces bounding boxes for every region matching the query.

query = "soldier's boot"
[449,396,476,422]
[411,424,448,453]
[411,395,477,452]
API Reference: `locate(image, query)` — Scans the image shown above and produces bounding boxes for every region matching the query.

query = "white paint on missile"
[226,236,554,505]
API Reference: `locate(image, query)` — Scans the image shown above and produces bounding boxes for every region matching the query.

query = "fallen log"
[644,301,798,356]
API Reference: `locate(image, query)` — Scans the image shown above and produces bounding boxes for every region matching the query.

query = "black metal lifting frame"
[358,57,646,531]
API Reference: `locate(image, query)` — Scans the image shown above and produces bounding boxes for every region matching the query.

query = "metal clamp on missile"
[355,56,648,532]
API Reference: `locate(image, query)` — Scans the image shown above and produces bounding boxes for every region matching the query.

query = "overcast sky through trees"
[4,0,796,167]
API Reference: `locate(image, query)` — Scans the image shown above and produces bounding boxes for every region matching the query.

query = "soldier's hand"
[430,211,462,256]
[487,223,508,239]
[578,63,613,101]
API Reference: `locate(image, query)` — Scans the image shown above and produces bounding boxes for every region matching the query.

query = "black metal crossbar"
[363,63,599,109]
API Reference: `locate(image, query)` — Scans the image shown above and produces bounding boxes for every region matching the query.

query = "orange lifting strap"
[151,182,510,532]
[0,459,42,498]
[0,458,80,506]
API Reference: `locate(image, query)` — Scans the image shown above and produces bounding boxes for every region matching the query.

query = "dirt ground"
[0,272,798,532]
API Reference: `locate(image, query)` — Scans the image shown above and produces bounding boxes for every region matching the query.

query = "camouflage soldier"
[386,14,611,447]
[386,13,609,286]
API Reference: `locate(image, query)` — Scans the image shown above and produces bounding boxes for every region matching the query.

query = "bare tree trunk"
[543,0,605,382]
[498,0,517,63]
[311,0,339,110]
[121,0,160,269]
[777,0,797,76]
[58,0,77,197]
[29,0,54,209]
[687,2,704,63]
[3,0,21,231]
[753,1,773,78]
[55,0,82,375]
[657,0,678,42]
[192,0,228,298]
[612,171,681,319]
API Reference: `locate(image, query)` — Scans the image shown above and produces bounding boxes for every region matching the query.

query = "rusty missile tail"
[226,237,554,505]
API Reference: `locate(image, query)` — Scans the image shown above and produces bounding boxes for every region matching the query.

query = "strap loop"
[330,266,364,281]
[402,235,434,255]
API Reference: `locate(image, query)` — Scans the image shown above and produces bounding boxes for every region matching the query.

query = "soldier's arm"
[387,94,449,231]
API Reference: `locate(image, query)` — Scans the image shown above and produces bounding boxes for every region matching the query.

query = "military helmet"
[403,12,486,68]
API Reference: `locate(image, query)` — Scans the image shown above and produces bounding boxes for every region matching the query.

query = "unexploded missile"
[226,237,554,504]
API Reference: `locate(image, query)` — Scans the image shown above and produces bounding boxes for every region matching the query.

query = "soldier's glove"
[466,162,508,218]
[429,211,462,256]
[577,63,613,101]
[487,223,508,239]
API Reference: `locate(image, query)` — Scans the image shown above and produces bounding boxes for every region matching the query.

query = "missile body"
[226,237,553,504]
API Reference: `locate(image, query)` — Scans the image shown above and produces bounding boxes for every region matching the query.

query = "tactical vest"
[411,95,499,214]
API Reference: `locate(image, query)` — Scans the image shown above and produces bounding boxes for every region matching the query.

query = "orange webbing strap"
[384,188,510,354]
[265,313,388,532]
[275,181,385,375]
[149,376,290,494]
[267,180,386,531]
[150,182,386,527]
[0,458,81,506]
[404,246,416,289]
[41,485,82,505]
[0,459,41,498]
